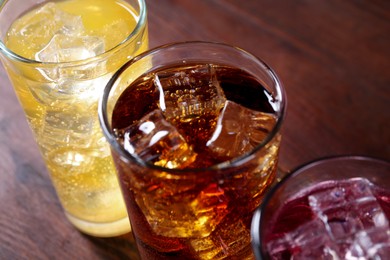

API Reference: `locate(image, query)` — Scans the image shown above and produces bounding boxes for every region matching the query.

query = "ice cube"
[309,178,374,212]
[135,192,202,238]
[153,64,226,121]
[289,219,340,259]
[47,148,94,172]
[13,3,84,52]
[52,6,85,36]
[27,72,109,106]
[39,108,95,154]
[206,100,277,158]
[309,178,388,243]
[358,199,389,229]
[36,34,105,63]
[267,219,341,259]
[33,3,107,89]
[266,236,292,259]
[21,2,109,105]
[56,74,108,98]
[121,109,197,169]
[190,236,220,259]
[190,183,229,233]
[43,122,110,174]
[347,227,390,259]
[132,182,229,238]
[212,220,251,257]
[190,220,251,259]
[27,81,61,105]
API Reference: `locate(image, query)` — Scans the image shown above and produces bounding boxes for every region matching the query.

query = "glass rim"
[251,154,390,259]
[98,41,287,174]
[0,0,147,65]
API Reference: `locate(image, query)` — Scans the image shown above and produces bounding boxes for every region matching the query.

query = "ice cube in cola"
[153,64,226,122]
[111,63,281,259]
[207,100,277,158]
[119,109,197,169]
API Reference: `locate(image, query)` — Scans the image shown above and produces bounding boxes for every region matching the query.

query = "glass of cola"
[99,41,286,259]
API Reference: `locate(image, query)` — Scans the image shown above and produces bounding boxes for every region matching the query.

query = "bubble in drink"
[265,178,390,259]
[111,63,281,258]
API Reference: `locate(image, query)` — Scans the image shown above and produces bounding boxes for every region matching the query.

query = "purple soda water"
[265,178,390,259]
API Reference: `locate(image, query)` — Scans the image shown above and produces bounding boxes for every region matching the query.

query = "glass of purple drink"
[251,155,390,260]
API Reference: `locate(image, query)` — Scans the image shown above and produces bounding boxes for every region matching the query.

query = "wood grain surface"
[0,0,389,259]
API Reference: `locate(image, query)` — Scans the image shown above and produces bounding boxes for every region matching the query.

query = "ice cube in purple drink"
[266,178,390,259]
[347,226,390,258]
[309,178,389,242]
[308,178,374,212]
[267,219,341,259]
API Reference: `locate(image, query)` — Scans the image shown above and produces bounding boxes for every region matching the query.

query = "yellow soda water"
[3,0,148,237]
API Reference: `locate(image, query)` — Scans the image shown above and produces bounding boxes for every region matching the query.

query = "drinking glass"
[0,0,148,237]
[251,155,390,259]
[99,41,286,259]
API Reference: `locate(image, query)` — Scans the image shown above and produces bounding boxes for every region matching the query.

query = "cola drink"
[110,62,282,259]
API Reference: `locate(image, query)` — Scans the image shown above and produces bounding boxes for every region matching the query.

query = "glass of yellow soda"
[0,0,148,237]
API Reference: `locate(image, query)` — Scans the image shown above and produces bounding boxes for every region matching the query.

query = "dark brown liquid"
[112,64,275,127]
[112,64,276,167]
[111,63,280,259]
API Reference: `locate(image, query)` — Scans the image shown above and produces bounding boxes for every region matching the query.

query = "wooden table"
[1,0,389,259]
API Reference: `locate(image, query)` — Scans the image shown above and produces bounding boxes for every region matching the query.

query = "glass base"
[65,212,131,237]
